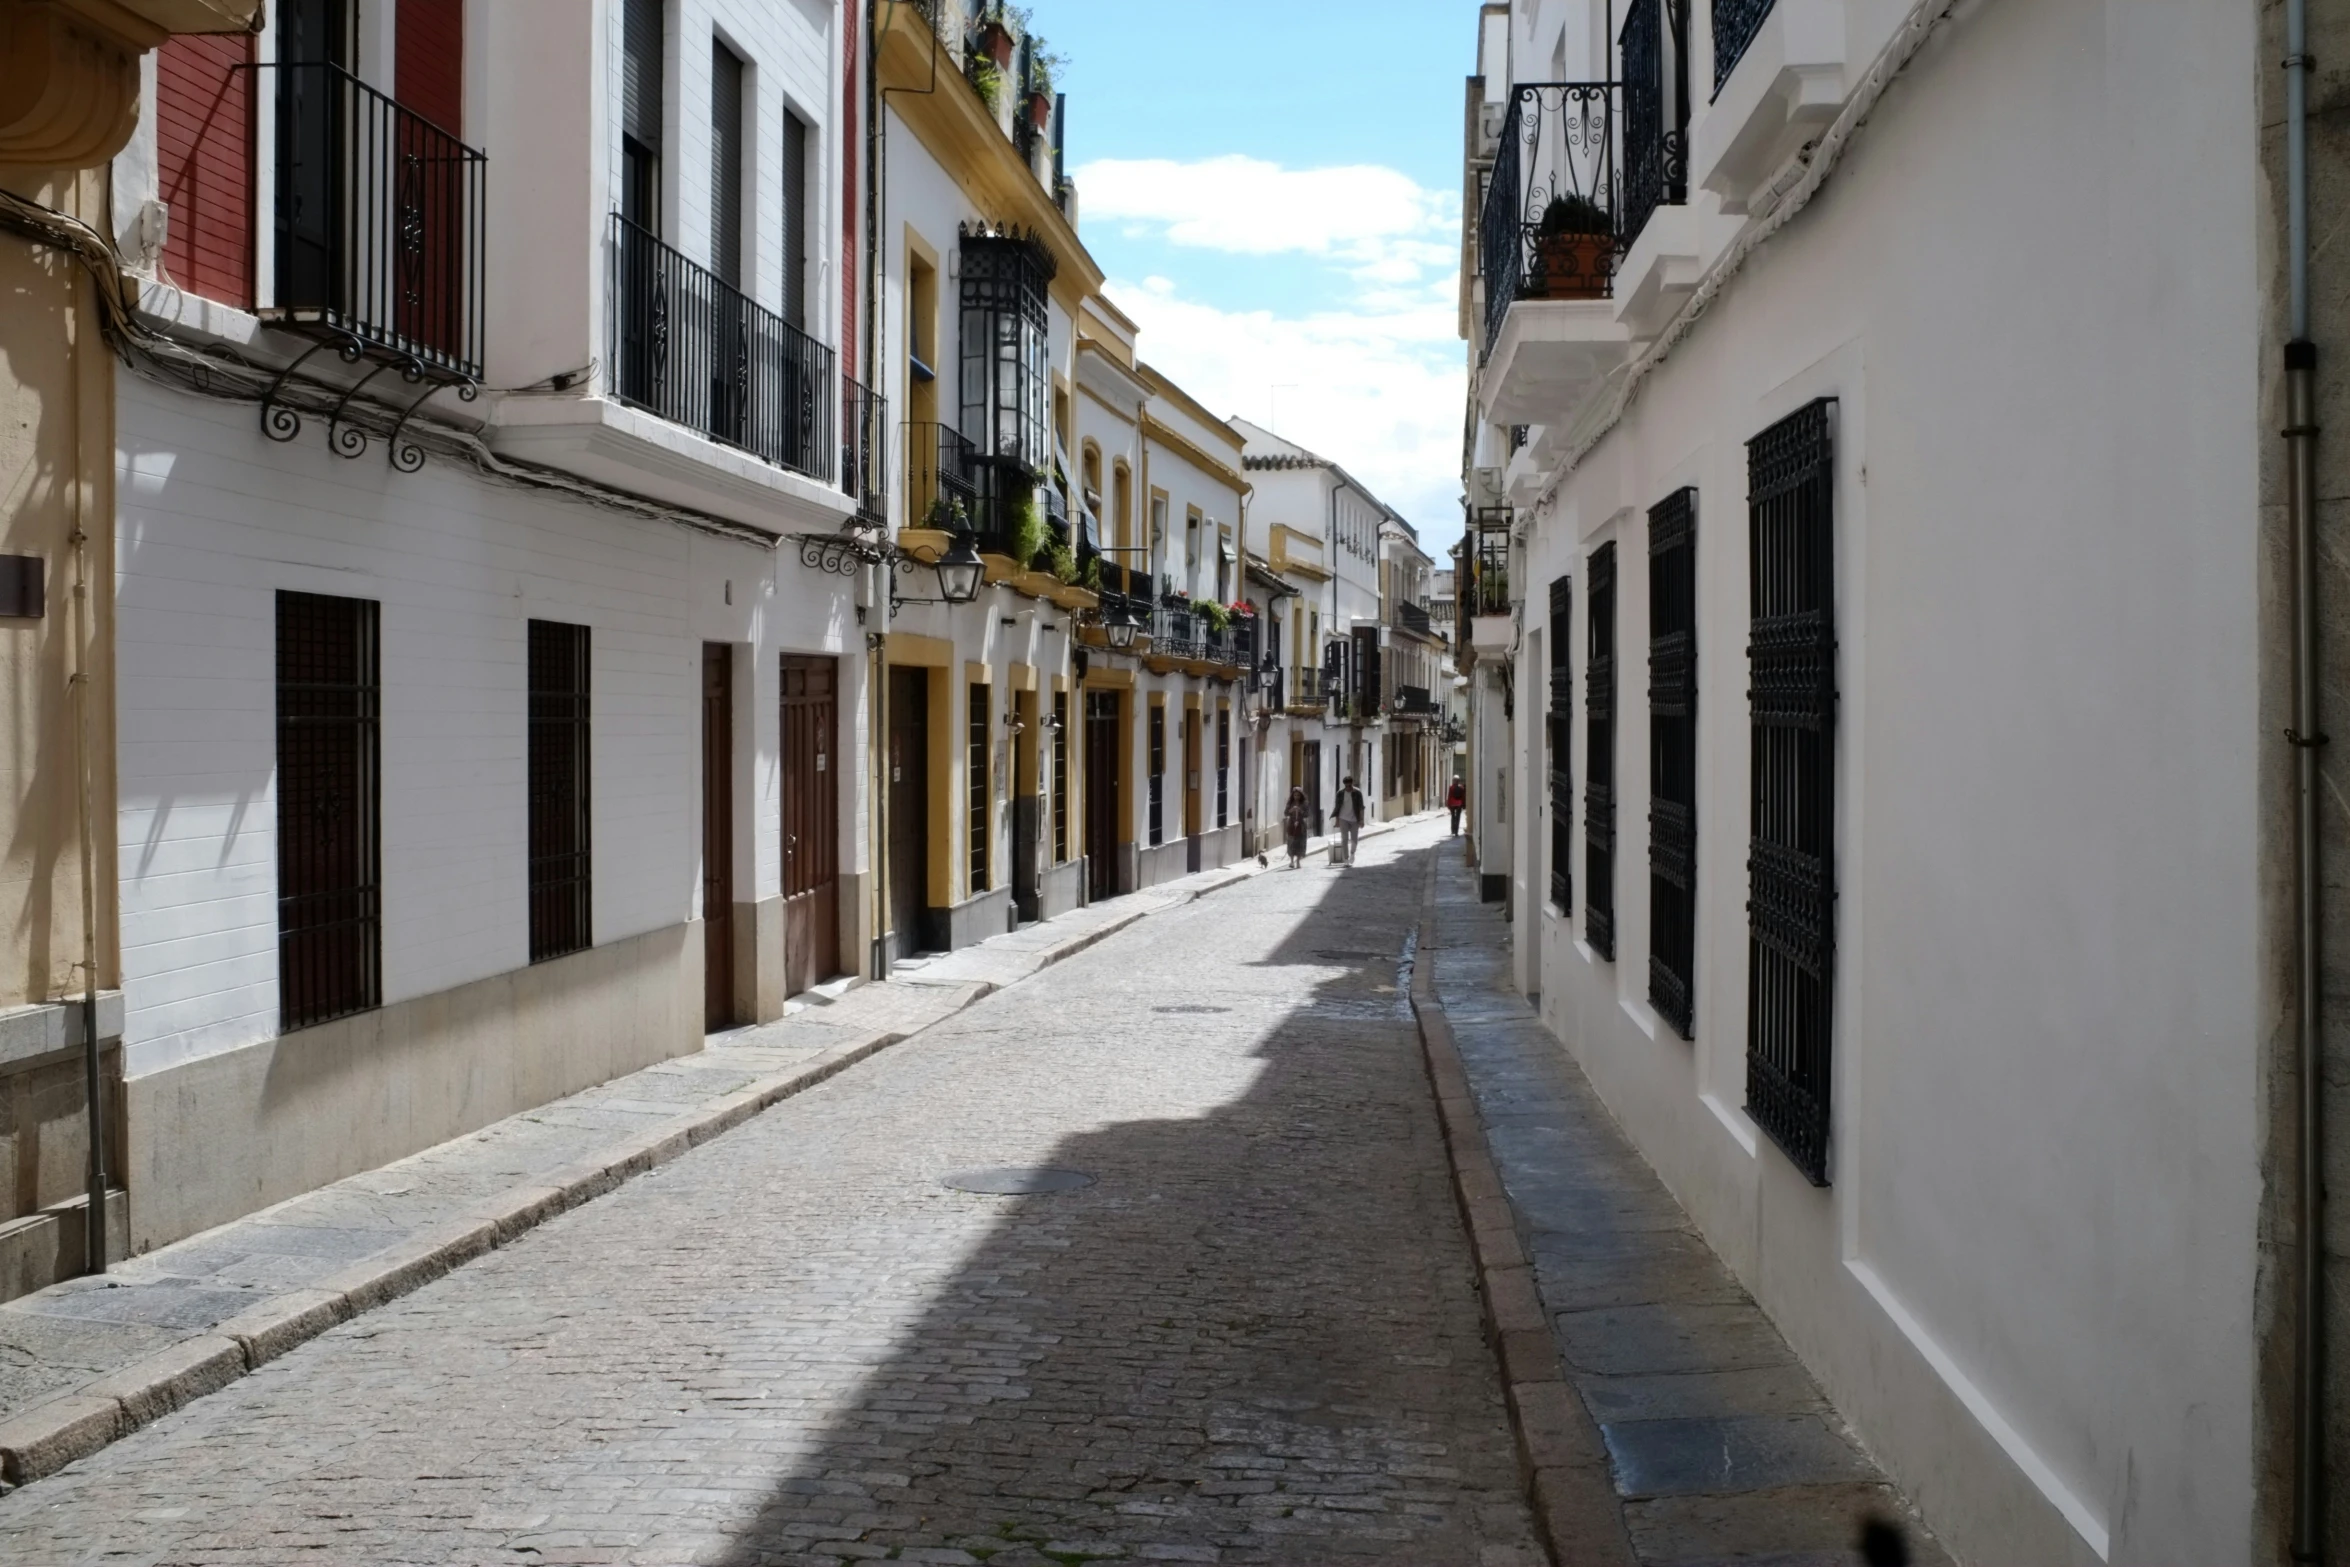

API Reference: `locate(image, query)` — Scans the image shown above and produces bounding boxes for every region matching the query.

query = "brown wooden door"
[1084,690,1120,900]
[1184,706,1203,872]
[702,643,735,1029]
[780,655,838,995]
[887,666,930,959]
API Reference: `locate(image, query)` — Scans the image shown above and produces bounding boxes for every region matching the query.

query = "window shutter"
[1745,398,1838,1185]
[1585,543,1617,959]
[396,0,465,137]
[1648,489,1697,1037]
[1548,574,1572,912]
[622,0,664,150]
[782,110,809,328]
[709,42,744,287]
[156,33,255,307]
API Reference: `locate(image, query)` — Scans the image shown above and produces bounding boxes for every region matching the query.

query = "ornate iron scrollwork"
[796,530,886,577]
[260,333,366,445]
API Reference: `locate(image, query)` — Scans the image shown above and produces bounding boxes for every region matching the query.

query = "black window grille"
[1620,0,1689,249]
[968,683,990,893]
[1649,490,1697,1037]
[1585,544,1617,959]
[1712,0,1776,94]
[1216,706,1230,828]
[1052,691,1070,862]
[276,591,380,1031]
[959,229,1054,526]
[528,620,593,962]
[1548,574,1573,913]
[1148,703,1165,847]
[1746,397,1837,1185]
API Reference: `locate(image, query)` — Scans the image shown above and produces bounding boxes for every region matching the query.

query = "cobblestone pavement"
[0,818,1543,1566]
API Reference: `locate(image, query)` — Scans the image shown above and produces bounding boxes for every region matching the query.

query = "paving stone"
[1577,1366,1830,1425]
[0,818,1540,1565]
[1622,1481,1955,1566]
[1555,1303,1798,1379]
[1599,1415,1876,1499]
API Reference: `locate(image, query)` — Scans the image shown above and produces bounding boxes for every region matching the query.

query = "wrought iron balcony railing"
[1621,0,1691,252]
[1154,603,1203,662]
[1713,0,1775,93]
[906,421,979,532]
[1479,82,1619,357]
[1398,600,1435,637]
[263,61,485,381]
[609,213,834,480]
[842,379,888,526]
[1395,684,1441,716]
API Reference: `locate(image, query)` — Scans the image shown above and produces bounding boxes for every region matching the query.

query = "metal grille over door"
[528,620,592,962]
[1649,490,1697,1038]
[968,684,991,893]
[276,591,380,1031]
[1549,574,1573,913]
[1585,544,1617,959]
[1745,398,1837,1184]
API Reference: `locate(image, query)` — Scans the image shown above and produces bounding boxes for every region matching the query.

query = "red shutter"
[397,0,465,137]
[156,33,254,308]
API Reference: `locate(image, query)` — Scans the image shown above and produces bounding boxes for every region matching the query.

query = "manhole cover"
[941,1167,1096,1195]
[1152,1004,1230,1015]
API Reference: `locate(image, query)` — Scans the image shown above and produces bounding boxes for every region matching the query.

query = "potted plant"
[975,6,1016,68]
[1533,193,1612,300]
[969,54,1003,114]
[1025,44,1062,131]
[1195,600,1232,634]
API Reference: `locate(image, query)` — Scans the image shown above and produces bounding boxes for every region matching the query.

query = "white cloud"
[1073,154,1459,289]
[1106,276,1466,548]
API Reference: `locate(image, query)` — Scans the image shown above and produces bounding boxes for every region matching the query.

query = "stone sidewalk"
[0,825,1408,1492]
[1421,847,1951,1567]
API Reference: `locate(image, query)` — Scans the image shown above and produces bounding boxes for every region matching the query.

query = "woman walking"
[1282,785,1310,869]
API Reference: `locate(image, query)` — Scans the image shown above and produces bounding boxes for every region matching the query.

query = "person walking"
[1282,785,1310,869]
[1446,774,1467,836]
[1334,775,1365,867]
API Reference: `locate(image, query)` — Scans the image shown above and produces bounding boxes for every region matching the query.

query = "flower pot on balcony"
[1532,231,1613,299]
[1026,90,1053,130]
[978,20,1015,68]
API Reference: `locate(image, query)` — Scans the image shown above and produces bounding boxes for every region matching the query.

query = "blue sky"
[1031,0,1476,551]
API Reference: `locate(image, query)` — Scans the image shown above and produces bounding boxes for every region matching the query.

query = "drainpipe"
[67,257,107,1276]
[2284,0,2325,1558]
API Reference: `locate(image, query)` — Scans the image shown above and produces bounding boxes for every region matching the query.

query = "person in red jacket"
[1446,775,1467,836]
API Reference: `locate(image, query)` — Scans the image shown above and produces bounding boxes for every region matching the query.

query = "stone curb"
[1408,850,1638,1567]
[0,864,1265,1490]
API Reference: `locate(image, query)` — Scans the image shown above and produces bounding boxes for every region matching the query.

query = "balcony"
[1395,685,1441,717]
[1468,513,1512,619]
[906,421,979,533]
[842,379,889,527]
[1478,82,1635,424]
[1690,0,1881,211]
[609,213,834,482]
[1153,600,1204,665]
[263,62,485,382]
[1398,600,1435,638]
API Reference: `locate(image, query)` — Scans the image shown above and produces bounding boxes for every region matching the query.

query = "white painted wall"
[1483,0,2263,1561]
[115,377,867,1078]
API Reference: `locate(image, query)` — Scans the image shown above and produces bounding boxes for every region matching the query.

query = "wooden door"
[1303,741,1324,836]
[1012,689,1040,923]
[1183,706,1202,873]
[702,643,735,1029]
[887,666,930,959]
[780,655,838,995]
[1084,690,1120,900]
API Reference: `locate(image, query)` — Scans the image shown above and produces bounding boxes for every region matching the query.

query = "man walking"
[1446,774,1466,836]
[1334,774,1365,867]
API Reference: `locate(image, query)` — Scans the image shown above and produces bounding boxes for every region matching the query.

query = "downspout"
[2285,0,2324,1556]
[68,241,107,1275]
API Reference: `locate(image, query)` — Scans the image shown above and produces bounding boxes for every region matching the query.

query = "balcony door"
[275,0,350,312]
[1084,691,1121,900]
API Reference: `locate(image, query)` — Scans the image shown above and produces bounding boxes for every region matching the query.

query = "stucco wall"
[1507,0,2261,1561]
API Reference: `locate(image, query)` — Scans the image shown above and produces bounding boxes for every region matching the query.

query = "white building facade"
[1463,0,2270,1563]
[111,0,871,1253]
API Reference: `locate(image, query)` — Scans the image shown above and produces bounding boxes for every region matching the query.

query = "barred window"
[528,620,592,963]
[1746,398,1837,1185]
[277,591,380,1031]
[1648,491,1696,1037]
[968,683,990,893]
[1216,706,1230,828]
[1548,574,1572,913]
[1148,702,1165,847]
[1585,544,1617,959]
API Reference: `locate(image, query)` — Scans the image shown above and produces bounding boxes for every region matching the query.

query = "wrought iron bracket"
[327,357,413,459]
[259,333,364,445]
[388,376,480,473]
[2287,729,2331,748]
[796,530,888,577]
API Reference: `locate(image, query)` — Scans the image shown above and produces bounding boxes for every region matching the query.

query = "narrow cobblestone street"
[0,820,1545,1566]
